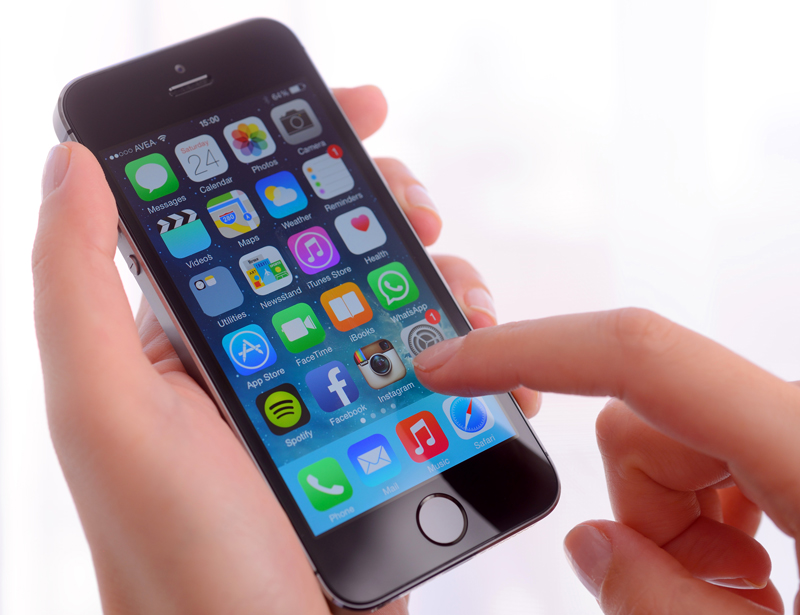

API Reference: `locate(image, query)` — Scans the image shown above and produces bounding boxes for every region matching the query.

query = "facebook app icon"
[305,361,359,412]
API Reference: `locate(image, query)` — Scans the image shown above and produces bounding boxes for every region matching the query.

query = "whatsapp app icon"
[367,262,419,311]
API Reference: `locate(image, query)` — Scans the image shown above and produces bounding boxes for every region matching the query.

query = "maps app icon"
[222,324,277,376]
[157,209,211,258]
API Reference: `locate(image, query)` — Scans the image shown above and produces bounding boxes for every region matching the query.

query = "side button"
[416,494,467,546]
[128,254,142,276]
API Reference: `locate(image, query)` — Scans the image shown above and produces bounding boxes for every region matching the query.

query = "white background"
[2,1,800,613]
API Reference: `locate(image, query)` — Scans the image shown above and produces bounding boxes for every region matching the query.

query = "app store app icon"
[222,324,277,376]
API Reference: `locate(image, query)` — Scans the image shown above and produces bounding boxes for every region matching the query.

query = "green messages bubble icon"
[256,383,310,436]
[125,153,179,202]
[367,262,420,311]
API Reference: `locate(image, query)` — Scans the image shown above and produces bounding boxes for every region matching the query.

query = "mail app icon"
[347,433,401,487]
[358,446,392,474]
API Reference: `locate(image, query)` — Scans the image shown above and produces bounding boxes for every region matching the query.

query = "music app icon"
[396,411,449,463]
[287,226,341,274]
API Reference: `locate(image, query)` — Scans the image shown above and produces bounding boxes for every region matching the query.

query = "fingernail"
[412,336,464,373]
[709,577,766,590]
[405,183,438,213]
[564,525,612,599]
[464,287,497,322]
[42,145,71,198]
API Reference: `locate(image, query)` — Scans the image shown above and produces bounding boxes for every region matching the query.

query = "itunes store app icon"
[334,206,387,255]
[287,226,340,274]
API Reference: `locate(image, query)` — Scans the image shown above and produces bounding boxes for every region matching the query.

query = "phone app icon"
[238,246,293,295]
[320,282,373,332]
[223,116,277,163]
[256,383,310,436]
[189,267,244,317]
[354,339,407,390]
[305,361,359,412]
[125,153,179,202]
[297,458,353,511]
[270,98,322,145]
[347,434,401,487]
[222,324,277,376]
[207,190,260,237]
[442,397,495,440]
[334,206,387,255]
[367,262,420,311]
[400,316,445,357]
[174,135,229,182]
[272,303,326,353]
[396,411,449,463]
[303,148,354,199]
[156,209,211,258]
[255,171,308,219]
[287,226,340,275]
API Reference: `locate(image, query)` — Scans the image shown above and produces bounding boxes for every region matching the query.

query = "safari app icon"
[125,153,179,201]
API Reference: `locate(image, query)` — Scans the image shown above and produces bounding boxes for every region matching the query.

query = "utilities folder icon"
[358,446,391,474]
[347,434,401,486]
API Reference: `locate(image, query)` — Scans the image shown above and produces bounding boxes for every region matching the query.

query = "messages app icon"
[125,153,179,201]
[347,434,401,487]
[367,262,420,311]
[255,171,308,219]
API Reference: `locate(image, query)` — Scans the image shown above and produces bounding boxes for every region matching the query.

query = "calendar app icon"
[174,135,229,182]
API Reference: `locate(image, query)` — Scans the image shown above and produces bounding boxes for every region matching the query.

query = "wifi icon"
[257,383,310,436]
[157,135,167,142]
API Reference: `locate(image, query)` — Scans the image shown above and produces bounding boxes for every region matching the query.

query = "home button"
[416,494,468,546]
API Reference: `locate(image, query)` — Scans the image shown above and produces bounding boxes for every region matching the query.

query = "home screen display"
[101,82,516,535]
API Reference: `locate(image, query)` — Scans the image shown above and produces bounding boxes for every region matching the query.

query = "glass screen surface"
[100,81,516,535]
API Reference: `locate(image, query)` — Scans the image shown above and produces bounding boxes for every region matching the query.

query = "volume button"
[128,254,142,276]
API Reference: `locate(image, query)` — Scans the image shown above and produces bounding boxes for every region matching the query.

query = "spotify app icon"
[256,383,310,436]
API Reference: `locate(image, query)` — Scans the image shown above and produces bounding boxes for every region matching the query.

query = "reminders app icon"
[347,434,401,487]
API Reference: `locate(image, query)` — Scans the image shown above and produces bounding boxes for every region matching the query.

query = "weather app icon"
[222,324,277,376]
[255,170,308,219]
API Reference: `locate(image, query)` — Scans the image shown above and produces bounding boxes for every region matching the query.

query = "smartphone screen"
[98,80,518,536]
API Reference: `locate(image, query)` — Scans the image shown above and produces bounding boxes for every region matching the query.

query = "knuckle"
[607,308,680,362]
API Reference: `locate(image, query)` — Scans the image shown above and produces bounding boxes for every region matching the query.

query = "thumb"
[564,521,782,614]
[33,144,152,419]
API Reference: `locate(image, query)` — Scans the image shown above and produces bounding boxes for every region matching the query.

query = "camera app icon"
[270,99,322,145]
[354,339,407,390]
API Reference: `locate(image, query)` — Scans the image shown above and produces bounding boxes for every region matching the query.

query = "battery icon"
[288,83,306,94]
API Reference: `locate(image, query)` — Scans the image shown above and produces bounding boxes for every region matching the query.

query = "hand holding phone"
[36,86,532,613]
[46,20,557,610]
